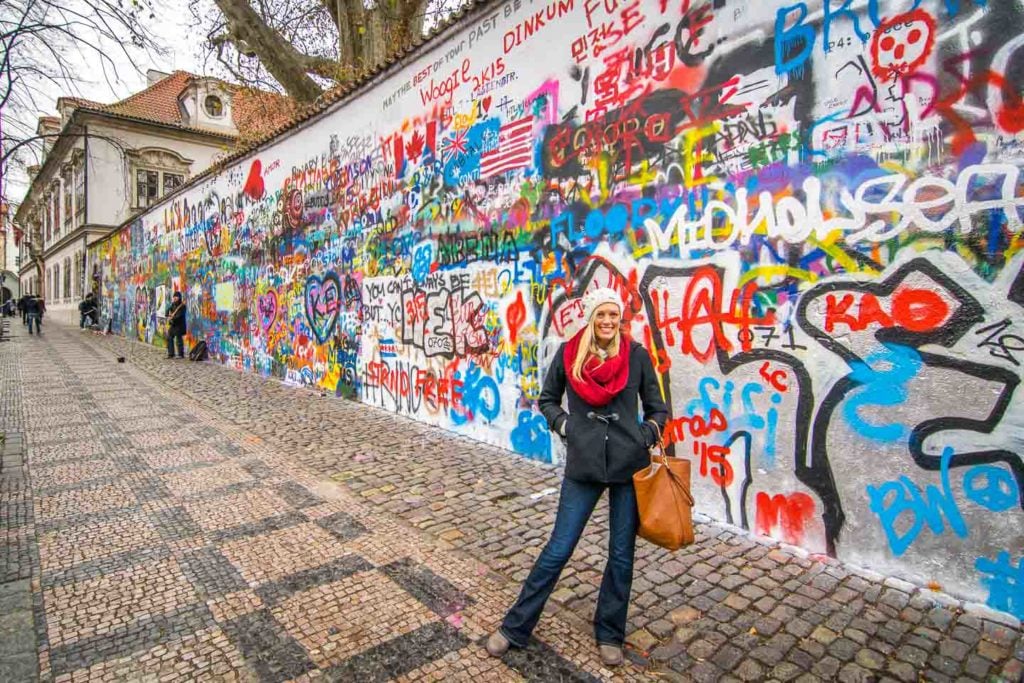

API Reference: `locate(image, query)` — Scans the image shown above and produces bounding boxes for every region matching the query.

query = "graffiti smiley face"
[871,9,936,81]
[285,189,303,230]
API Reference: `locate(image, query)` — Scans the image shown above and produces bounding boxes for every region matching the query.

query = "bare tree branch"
[194,0,467,104]
[0,0,163,208]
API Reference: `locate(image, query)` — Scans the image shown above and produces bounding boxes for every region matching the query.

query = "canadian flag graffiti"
[391,121,438,178]
[479,116,534,179]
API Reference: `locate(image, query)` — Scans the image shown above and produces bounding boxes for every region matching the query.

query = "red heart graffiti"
[243,159,265,201]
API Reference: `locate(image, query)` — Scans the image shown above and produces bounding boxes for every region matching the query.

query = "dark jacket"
[25,297,43,316]
[167,300,186,335]
[539,340,669,483]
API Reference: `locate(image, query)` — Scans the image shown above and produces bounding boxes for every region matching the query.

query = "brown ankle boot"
[599,644,623,666]
[485,631,510,656]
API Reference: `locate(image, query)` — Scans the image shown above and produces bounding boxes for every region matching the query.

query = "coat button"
[605,435,609,441]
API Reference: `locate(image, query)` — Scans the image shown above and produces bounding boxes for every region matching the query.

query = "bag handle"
[645,419,668,464]
[647,420,696,506]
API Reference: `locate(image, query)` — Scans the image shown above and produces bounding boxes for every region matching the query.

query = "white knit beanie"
[581,287,622,322]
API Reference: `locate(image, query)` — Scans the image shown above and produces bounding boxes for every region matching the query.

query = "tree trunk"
[214,0,325,103]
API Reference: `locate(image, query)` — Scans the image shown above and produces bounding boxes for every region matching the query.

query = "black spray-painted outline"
[638,262,838,552]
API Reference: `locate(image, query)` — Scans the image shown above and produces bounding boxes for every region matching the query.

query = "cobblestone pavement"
[2,322,1023,682]
[0,322,648,682]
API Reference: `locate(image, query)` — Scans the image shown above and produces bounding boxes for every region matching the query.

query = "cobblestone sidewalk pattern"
[74,326,1024,683]
[1,322,642,682]
[2,321,1023,681]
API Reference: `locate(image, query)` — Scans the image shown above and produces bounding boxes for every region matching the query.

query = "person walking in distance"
[166,291,186,359]
[25,295,44,335]
[486,288,668,667]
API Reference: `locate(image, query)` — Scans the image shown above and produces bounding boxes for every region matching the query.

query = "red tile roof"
[69,71,296,140]
[105,71,194,126]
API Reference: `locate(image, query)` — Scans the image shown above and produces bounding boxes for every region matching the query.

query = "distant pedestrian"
[166,291,186,359]
[486,288,668,667]
[25,295,44,335]
[19,294,29,325]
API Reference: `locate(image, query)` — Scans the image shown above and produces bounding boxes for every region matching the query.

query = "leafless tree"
[0,0,162,204]
[194,0,470,104]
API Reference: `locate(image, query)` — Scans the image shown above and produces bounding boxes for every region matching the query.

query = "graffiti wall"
[89,0,1024,616]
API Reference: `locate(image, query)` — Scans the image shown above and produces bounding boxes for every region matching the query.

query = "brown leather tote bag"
[633,424,695,550]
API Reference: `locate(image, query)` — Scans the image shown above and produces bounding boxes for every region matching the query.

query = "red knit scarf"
[563,329,630,408]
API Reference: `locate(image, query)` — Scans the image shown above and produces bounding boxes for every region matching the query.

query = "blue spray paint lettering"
[775,4,816,76]
[866,447,967,556]
[975,551,1024,620]
[843,343,921,443]
[685,377,781,467]
[510,411,552,462]
[451,362,500,425]
[411,242,433,284]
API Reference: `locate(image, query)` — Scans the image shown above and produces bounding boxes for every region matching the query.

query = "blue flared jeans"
[500,477,639,647]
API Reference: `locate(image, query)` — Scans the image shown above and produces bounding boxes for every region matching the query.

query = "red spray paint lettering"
[824,287,950,334]
[652,266,775,364]
[755,492,816,546]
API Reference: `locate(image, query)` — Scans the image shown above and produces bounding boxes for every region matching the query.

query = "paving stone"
[828,637,860,662]
[855,648,886,670]
[9,323,1023,683]
[886,658,919,682]
[929,654,963,677]
[711,644,745,670]
[669,605,701,626]
[939,637,972,662]
[837,662,875,683]
[811,655,842,679]
[734,658,764,681]
[687,660,723,683]
[771,661,804,681]
[963,654,991,679]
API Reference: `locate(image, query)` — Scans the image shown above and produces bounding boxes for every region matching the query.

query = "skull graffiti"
[871,9,936,81]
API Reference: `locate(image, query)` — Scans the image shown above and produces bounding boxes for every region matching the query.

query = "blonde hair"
[571,315,621,381]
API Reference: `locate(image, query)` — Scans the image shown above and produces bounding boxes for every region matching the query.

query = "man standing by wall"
[80,292,99,328]
[166,291,186,358]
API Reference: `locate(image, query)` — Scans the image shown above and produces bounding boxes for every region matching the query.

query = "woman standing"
[487,288,668,666]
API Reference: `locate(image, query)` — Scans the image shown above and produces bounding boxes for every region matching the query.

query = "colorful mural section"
[89,0,1024,617]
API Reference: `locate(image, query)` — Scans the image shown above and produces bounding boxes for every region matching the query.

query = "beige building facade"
[14,70,292,323]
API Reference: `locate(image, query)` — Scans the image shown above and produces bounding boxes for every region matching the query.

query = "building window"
[63,257,71,300]
[74,252,84,298]
[62,167,73,228]
[137,169,160,208]
[52,191,61,239]
[75,165,85,221]
[136,169,186,208]
[204,95,223,118]
[52,264,59,300]
[163,172,183,195]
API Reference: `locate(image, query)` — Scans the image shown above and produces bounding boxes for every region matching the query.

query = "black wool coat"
[167,301,186,335]
[539,340,669,484]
